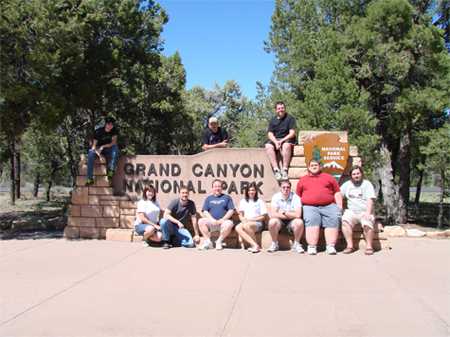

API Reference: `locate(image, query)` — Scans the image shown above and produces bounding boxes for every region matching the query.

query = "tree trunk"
[8,138,15,204]
[375,142,398,224]
[395,126,411,224]
[46,180,53,202]
[438,169,445,230]
[14,146,20,199]
[33,172,40,197]
[414,156,426,216]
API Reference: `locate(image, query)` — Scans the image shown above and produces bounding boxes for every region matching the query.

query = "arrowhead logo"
[304,134,349,182]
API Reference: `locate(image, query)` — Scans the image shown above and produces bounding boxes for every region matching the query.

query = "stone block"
[298,131,348,145]
[67,217,96,227]
[72,187,89,205]
[80,227,100,239]
[383,226,407,237]
[99,228,108,239]
[120,215,136,229]
[121,208,137,216]
[106,228,134,242]
[70,205,81,217]
[101,195,130,201]
[63,226,80,239]
[290,157,306,168]
[120,201,137,209]
[88,195,101,205]
[88,187,114,196]
[78,164,87,176]
[96,217,119,228]
[288,168,308,179]
[426,230,450,238]
[293,146,304,157]
[100,200,120,206]
[349,146,358,157]
[95,176,112,187]
[76,176,87,187]
[79,164,107,177]
[81,205,103,218]
[103,206,120,218]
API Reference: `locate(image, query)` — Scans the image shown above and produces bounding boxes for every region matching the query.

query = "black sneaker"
[107,170,114,181]
[162,242,170,249]
[85,178,94,187]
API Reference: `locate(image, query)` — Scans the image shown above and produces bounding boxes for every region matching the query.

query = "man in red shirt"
[295,158,343,255]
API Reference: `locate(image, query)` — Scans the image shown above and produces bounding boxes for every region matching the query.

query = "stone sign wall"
[63,131,388,251]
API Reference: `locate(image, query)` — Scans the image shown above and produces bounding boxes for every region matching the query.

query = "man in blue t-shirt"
[85,117,119,186]
[198,179,235,250]
[265,102,297,181]
[159,186,200,249]
[200,117,229,151]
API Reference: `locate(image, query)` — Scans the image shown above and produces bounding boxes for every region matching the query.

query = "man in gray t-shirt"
[340,165,376,255]
[159,186,200,249]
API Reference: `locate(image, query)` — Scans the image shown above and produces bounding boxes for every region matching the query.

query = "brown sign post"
[303,133,349,182]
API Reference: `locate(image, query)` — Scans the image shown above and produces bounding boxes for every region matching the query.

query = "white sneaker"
[281,170,289,180]
[292,242,305,254]
[326,244,337,255]
[267,242,279,253]
[274,170,282,181]
[307,245,317,255]
[141,240,150,247]
[215,240,223,250]
[248,245,261,253]
[198,240,213,250]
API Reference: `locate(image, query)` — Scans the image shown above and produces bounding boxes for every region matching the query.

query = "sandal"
[343,247,355,254]
[365,248,374,255]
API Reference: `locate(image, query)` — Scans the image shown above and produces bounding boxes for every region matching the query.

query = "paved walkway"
[1,234,449,337]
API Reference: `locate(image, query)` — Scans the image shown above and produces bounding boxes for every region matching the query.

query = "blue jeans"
[159,218,194,248]
[86,145,119,179]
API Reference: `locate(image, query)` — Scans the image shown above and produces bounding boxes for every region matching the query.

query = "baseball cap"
[105,117,115,124]
[209,117,218,124]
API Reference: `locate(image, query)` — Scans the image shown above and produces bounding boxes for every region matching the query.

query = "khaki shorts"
[342,209,375,229]
[201,218,234,233]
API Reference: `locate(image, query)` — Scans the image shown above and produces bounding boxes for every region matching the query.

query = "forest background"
[1,0,449,229]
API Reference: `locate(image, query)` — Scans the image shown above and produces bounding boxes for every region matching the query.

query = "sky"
[154,0,277,100]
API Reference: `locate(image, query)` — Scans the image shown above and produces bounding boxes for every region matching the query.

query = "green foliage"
[264,0,450,223]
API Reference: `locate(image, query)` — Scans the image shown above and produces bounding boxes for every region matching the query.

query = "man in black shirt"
[85,117,119,186]
[200,117,229,151]
[265,102,297,181]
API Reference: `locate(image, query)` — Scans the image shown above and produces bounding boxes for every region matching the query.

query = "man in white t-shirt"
[267,180,304,253]
[340,165,376,255]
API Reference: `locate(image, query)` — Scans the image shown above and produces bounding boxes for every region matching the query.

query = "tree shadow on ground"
[0,230,64,241]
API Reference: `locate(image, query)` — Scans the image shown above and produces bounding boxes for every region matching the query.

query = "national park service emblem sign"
[304,134,349,182]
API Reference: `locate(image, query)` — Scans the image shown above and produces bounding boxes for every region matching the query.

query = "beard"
[351,177,363,185]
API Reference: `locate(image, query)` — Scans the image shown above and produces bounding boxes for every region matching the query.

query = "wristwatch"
[283,210,286,215]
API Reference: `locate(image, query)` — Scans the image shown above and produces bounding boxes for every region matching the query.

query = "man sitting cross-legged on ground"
[340,165,376,255]
[295,158,343,255]
[159,186,200,249]
[267,180,305,253]
[85,116,119,186]
[198,179,235,251]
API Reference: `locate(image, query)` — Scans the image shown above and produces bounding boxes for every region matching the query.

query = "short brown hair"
[211,179,223,187]
[142,184,156,202]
